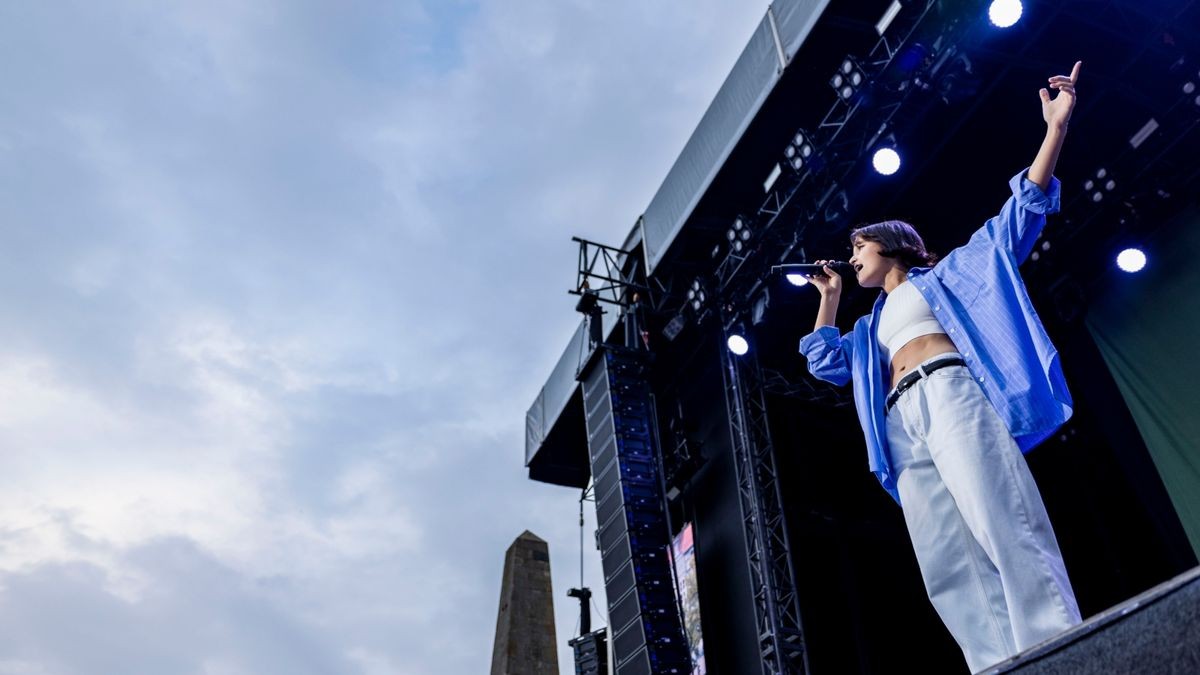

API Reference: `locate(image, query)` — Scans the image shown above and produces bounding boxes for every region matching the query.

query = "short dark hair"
[850,220,938,268]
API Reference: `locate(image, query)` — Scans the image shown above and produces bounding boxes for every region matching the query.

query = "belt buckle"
[888,357,953,413]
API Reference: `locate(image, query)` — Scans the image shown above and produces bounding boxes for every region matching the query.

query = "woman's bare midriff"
[890,333,961,390]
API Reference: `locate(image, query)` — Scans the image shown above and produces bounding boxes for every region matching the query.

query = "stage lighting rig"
[783,130,817,173]
[1117,248,1147,273]
[988,0,1023,28]
[876,0,903,36]
[1083,168,1117,203]
[786,273,809,287]
[727,332,750,356]
[1029,236,1052,262]
[872,146,902,175]
[725,215,756,255]
[830,56,867,102]
[687,277,709,314]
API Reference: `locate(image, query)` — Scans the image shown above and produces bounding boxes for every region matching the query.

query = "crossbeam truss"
[571,236,650,308]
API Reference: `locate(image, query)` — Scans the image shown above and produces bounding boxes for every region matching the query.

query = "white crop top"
[877,280,946,363]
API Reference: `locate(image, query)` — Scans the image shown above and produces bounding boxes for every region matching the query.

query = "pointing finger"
[1070,60,1081,84]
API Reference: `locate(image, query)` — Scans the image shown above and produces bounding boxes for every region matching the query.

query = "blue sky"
[0,1,765,672]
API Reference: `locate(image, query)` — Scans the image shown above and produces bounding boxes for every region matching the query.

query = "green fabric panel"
[1086,206,1200,559]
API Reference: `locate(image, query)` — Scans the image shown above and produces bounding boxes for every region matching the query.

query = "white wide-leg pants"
[886,355,1081,674]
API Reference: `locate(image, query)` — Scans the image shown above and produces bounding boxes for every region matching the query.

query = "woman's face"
[849,236,898,288]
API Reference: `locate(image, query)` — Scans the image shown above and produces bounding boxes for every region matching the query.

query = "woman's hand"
[1040,61,1081,131]
[807,260,843,297]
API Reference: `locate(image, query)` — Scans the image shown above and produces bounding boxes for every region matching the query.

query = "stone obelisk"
[490,530,559,675]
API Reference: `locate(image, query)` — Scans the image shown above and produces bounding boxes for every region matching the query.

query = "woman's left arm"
[1028,61,1081,190]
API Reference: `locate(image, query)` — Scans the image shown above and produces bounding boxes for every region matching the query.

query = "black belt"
[885,357,967,412]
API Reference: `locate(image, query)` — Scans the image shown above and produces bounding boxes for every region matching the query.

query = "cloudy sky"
[0,2,765,672]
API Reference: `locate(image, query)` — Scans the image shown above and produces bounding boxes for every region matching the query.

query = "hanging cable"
[579,485,587,588]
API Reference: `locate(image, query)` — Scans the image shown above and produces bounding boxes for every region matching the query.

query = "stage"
[523,1,1200,672]
[988,565,1200,674]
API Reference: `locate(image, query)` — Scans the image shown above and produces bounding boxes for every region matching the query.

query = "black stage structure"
[524,1,1200,673]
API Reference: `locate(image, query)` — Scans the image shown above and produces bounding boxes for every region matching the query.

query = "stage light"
[786,273,809,287]
[876,0,902,35]
[784,130,816,173]
[662,313,686,341]
[1116,248,1146,273]
[1084,168,1116,203]
[752,290,770,326]
[1130,118,1159,149]
[727,334,749,355]
[726,217,753,254]
[988,0,1022,28]
[763,162,783,192]
[689,279,707,312]
[1029,237,1051,263]
[831,57,867,101]
[872,147,901,175]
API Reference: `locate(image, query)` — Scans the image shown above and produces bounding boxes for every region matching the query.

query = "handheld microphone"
[771,262,853,278]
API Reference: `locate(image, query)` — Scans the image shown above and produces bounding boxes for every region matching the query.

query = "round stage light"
[1116,248,1147,273]
[872,147,901,175]
[727,334,750,355]
[989,0,1023,28]
[786,274,809,287]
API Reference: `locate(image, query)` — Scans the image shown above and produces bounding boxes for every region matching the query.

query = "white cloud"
[0,0,767,672]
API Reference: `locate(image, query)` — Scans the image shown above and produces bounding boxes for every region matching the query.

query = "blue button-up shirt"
[799,169,1073,503]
